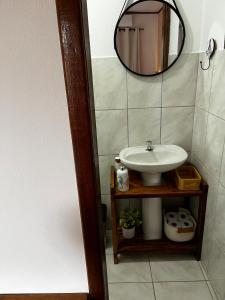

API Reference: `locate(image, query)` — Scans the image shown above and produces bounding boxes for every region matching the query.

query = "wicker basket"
[175,166,201,190]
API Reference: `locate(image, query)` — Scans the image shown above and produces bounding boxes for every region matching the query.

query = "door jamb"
[55,1,108,300]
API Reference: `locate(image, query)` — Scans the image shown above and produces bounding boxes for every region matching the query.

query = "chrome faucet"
[146,140,154,151]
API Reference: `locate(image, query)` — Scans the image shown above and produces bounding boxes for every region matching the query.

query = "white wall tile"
[161,107,194,151]
[208,239,225,300]
[128,108,161,146]
[162,54,198,107]
[196,53,214,111]
[92,58,127,110]
[127,73,162,108]
[199,168,219,274]
[219,144,225,187]
[192,107,208,163]
[101,194,111,229]
[203,113,225,179]
[212,184,225,247]
[101,183,130,230]
[96,110,128,155]
[193,50,225,298]
[99,155,116,194]
[209,50,225,119]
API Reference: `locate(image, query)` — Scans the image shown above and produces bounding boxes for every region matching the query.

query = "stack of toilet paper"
[164,208,196,242]
[165,209,194,230]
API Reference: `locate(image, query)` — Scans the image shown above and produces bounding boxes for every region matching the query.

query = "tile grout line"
[190,53,200,157]
[148,256,157,300]
[195,105,225,124]
[125,71,131,209]
[217,126,225,184]
[206,281,219,300]
[108,279,209,284]
[94,105,196,112]
[126,71,129,147]
[207,54,216,114]
[199,261,209,280]
[160,74,163,144]
[207,111,225,123]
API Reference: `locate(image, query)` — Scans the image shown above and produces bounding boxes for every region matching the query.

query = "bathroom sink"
[119,144,188,240]
[119,145,188,175]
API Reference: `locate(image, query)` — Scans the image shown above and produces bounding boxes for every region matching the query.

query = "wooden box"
[175,166,201,190]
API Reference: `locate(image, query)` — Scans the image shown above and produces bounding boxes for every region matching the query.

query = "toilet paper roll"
[165,212,177,222]
[177,211,189,221]
[180,219,194,228]
[167,220,182,228]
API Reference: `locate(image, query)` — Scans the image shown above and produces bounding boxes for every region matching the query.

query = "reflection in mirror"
[114,0,185,76]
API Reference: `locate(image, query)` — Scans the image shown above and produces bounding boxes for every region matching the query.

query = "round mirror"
[114,0,185,76]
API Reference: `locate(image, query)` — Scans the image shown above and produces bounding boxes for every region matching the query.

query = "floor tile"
[199,261,209,280]
[149,254,195,262]
[109,283,155,300]
[150,260,204,282]
[206,281,218,300]
[154,281,213,300]
[106,254,151,283]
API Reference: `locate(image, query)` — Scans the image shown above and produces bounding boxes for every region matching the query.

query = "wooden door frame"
[0,295,89,300]
[55,1,108,300]
[0,1,107,299]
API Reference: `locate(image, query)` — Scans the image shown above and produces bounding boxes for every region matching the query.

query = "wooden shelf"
[111,165,208,264]
[111,167,207,199]
[116,229,196,254]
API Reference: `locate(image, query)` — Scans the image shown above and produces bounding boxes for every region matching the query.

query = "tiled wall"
[191,50,225,300]
[92,53,198,229]
[92,50,225,299]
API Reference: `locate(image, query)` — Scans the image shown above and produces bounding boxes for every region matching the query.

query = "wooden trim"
[0,294,89,300]
[111,168,208,263]
[55,1,108,300]
[162,5,171,69]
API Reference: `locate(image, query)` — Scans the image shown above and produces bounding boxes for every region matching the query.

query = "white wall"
[87,0,204,57]
[0,0,88,294]
[200,0,225,51]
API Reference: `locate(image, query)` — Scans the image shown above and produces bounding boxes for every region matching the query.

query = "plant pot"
[122,227,135,239]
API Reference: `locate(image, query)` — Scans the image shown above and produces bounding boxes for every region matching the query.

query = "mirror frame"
[114,0,186,77]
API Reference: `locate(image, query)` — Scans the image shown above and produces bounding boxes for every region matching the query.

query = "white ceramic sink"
[119,145,188,175]
[119,144,188,240]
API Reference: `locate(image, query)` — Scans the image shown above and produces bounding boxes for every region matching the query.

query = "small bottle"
[117,165,129,192]
[114,156,121,170]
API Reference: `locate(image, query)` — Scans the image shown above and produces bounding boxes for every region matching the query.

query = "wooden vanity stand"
[111,166,208,264]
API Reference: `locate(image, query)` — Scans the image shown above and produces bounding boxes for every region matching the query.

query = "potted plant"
[119,208,142,239]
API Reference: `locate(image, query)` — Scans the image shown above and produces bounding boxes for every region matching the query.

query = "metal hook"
[200,59,210,71]
[200,38,216,71]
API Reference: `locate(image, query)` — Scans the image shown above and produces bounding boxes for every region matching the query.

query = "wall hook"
[200,60,211,71]
[200,38,216,71]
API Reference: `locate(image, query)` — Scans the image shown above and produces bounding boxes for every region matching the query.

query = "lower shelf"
[116,231,197,255]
